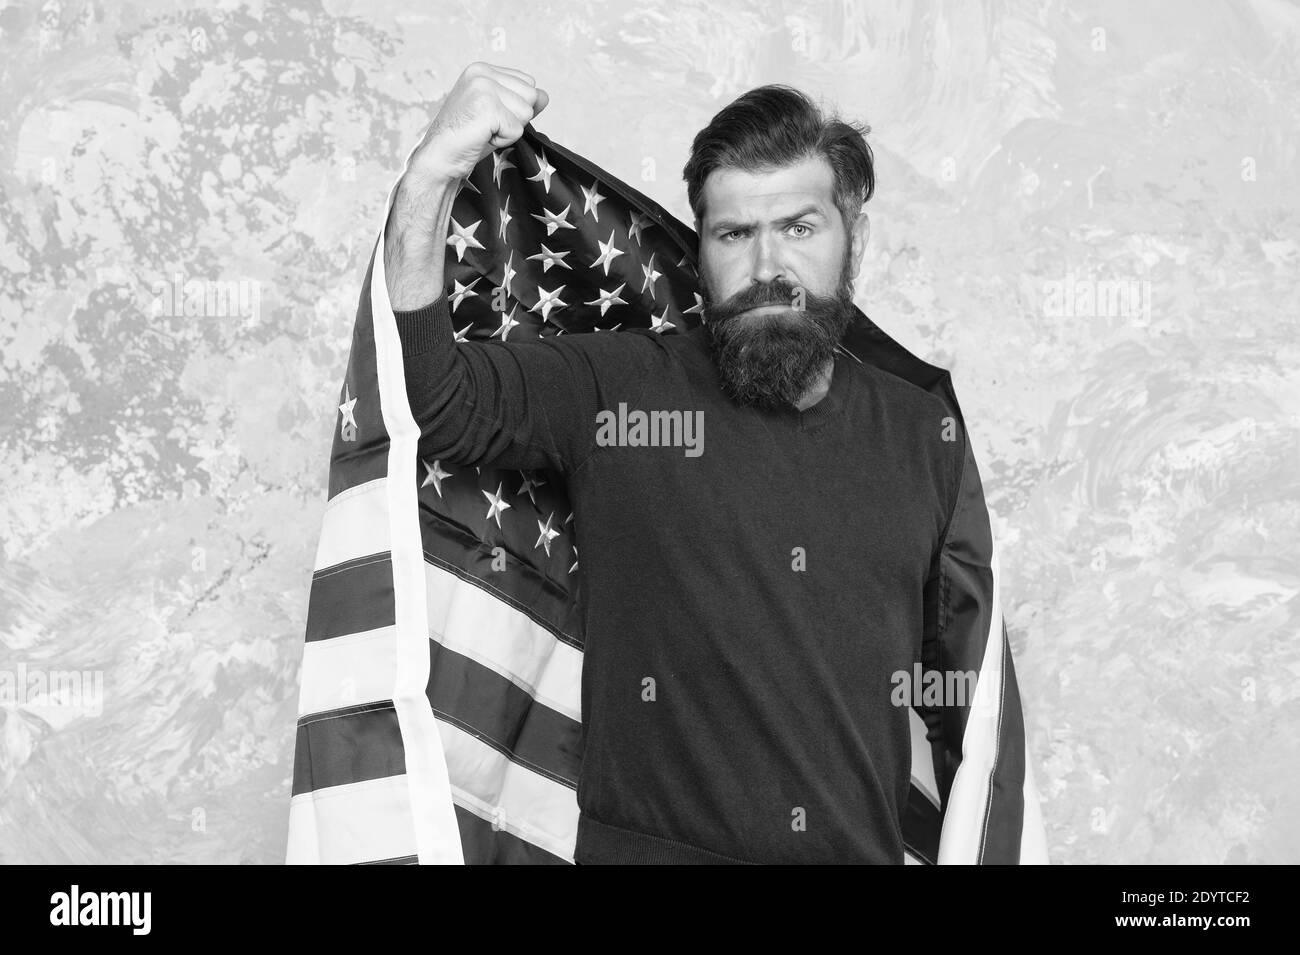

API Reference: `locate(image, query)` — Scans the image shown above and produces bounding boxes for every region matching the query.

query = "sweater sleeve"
[392,294,662,475]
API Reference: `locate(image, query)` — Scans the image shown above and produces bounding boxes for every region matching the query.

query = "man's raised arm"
[376,62,656,476]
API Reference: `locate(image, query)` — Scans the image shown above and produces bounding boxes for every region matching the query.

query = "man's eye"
[722,230,745,241]
[788,224,811,237]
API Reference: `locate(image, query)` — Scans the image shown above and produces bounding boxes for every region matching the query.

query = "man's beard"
[703,248,857,411]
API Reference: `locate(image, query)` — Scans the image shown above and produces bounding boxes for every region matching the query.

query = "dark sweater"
[395,295,962,864]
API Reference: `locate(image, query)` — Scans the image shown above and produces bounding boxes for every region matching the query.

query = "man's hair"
[682,85,876,232]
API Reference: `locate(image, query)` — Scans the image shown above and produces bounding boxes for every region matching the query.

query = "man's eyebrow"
[709,205,828,233]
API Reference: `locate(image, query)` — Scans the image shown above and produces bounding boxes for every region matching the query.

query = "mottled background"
[1,0,1297,864]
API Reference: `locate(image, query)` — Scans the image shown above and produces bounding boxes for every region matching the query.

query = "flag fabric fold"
[286,123,1047,865]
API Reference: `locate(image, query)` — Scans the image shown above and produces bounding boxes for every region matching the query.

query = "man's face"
[697,155,868,410]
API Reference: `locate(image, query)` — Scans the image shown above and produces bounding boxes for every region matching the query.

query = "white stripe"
[297,626,397,718]
[371,164,465,865]
[286,775,418,865]
[313,478,391,570]
[438,720,579,862]
[908,707,940,809]
[425,562,583,722]
[937,528,1006,865]
[904,851,923,866]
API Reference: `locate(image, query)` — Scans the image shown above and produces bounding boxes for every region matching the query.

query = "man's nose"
[749,233,786,287]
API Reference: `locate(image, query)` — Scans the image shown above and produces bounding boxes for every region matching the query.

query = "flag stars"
[482,482,512,529]
[527,149,557,192]
[535,511,561,557]
[628,210,652,243]
[592,231,625,276]
[531,285,568,322]
[585,283,628,317]
[498,196,513,241]
[449,277,481,311]
[580,182,606,221]
[531,204,576,236]
[453,324,471,342]
[493,305,521,341]
[518,471,547,505]
[498,253,518,298]
[338,383,358,429]
[527,243,573,273]
[447,218,485,261]
[684,292,705,318]
[420,458,452,497]
[650,306,675,333]
[641,253,663,299]
[493,148,517,188]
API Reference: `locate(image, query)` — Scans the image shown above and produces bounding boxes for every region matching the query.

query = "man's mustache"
[711,280,839,319]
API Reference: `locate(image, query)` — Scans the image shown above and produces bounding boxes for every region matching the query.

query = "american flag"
[286,124,1047,864]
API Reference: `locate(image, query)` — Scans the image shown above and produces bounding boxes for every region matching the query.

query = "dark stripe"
[977,628,1027,863]
[306,553,396,642]
[355,854,419,865]
[327,251,392,499]
[327,437,390,499]
[901,782,942,865]
[292,701,405,795]
[455,805,571,865]
[418,509,585,648]
[427,641,581,787]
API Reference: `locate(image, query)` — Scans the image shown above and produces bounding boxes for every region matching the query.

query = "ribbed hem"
[393,294,454,357]
[575,814,757,865]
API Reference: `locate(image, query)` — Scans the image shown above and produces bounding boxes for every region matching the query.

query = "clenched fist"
[407,61,550,186]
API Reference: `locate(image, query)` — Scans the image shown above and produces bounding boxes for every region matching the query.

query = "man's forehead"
[700,156,836,223]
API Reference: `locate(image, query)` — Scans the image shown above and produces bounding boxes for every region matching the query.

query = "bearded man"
[381,62,1032,864]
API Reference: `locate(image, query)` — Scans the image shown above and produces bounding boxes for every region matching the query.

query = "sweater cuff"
[393,293,455,357]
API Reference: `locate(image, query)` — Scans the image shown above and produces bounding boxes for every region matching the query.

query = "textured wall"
[1,0,1297,864]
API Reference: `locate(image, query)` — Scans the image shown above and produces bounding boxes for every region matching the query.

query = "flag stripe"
[419,516,584,647]
[425,561,583,721]
[977,626,1027,863]
[437,720,579,861]
[292,701,405,795]
[306,554,396,642]
[326,438,390,500]
[428,640,581,786]
[314,477,392,571]
[297,626,397,717]
[287,775,417,865]
[357,854,419,865]
[453,806,571,865]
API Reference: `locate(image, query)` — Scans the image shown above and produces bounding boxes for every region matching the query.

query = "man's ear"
[849,210,870,273]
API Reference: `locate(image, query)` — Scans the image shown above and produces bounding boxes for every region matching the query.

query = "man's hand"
[384,62,549,311]
[409,62,549,184]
